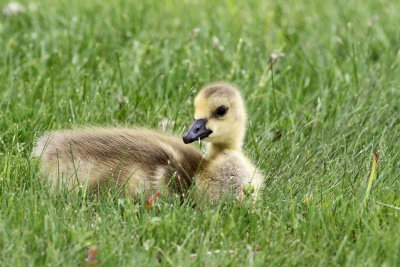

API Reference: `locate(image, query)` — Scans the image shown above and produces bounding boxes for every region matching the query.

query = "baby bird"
[183,83,264,200]
[33,83,264,201]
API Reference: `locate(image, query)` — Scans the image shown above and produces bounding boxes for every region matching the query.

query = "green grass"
[1,0,400,265]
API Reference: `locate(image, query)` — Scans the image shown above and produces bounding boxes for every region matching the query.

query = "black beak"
[182,119,213,144]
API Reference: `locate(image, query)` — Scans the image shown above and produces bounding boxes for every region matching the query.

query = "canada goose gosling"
[33,83,264,202]
[183,83,264,200]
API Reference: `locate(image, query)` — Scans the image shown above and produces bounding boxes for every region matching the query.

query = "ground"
[0,0,399,266]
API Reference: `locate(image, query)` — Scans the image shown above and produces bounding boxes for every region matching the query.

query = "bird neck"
[206,138,243,158]
[206,121,247,158]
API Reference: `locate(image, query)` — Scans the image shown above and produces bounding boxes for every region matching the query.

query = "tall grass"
[1,0,399,265]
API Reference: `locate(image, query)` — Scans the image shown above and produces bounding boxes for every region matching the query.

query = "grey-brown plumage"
[33,128,203,196]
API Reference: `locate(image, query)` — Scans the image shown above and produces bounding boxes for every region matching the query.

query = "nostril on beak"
[195,127,200,133]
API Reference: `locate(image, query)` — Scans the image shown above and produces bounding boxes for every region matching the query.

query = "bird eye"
[215,106,228,117]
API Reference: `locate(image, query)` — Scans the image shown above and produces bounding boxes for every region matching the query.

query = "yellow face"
[182,83,247,147]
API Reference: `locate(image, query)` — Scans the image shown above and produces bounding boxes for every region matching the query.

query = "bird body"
[33,128,203,197]
[33,83,264,201]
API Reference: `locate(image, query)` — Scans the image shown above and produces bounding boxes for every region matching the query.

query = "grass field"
[1,0,399,265]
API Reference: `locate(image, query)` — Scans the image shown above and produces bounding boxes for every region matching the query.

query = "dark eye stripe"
[215,106,228,117]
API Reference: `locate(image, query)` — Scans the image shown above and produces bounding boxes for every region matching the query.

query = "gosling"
[183,83,264,200]
[33,83,264,200]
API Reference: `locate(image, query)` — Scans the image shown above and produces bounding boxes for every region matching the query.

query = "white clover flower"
[2,2,25,16]
[160,118,175,132]
[190,28,201,39]
[212,36,225,51]
[269,51,285,64]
